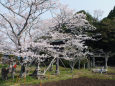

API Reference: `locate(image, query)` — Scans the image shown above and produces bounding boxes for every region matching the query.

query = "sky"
[0,0,115,19]
[61,0,115,19]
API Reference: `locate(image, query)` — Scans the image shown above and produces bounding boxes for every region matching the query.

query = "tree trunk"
[90,60,93,68]
[17,39,26,78]
[49,63,53,71]
[36,62,41,79]
[20,63,26,78]
[11,67,15,80]
[71,66,74,73]
[92,57,95,68]
[11,62,15,80]
[105,57,108,69]
[55,57,60,75]
[70,61,74,73]
[84,64,86,69]
[10,59,15,80]
[87,60,90,69]
[87,57,91,69]
[78,60,80,69]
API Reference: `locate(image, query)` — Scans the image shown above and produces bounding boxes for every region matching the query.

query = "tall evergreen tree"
[107,6,115,19]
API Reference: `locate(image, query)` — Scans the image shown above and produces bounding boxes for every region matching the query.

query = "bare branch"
[0,13,17,37]
[0,2,26,19]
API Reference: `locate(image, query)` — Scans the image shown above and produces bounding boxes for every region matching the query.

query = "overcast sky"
[61,0,115,19]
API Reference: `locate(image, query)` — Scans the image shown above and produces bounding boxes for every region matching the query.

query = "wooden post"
[40,80,42,86]
[24,75,26,85]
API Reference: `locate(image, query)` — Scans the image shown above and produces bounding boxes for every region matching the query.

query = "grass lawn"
[0,64,115,86]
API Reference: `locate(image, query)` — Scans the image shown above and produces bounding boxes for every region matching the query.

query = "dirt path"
[26,77,115,86]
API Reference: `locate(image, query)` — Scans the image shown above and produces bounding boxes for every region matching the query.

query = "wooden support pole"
[40,80,42,86]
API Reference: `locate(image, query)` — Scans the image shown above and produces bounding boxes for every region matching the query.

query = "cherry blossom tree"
[40,4,95,73]
[0,0,57,77]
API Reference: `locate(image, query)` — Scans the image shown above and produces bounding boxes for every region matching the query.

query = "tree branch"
[0,13,17,37]
[17,4,33,36]
[0,2,26,19]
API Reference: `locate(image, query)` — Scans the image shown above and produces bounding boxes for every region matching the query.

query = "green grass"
[0,65,115,86]
[0,64,8,68]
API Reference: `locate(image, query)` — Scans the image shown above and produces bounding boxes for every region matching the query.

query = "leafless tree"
[93,9,104,21]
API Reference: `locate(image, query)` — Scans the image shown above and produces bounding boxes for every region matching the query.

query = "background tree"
[93,9,104,21]
[107,6,115,19]
[85,7,115,68]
